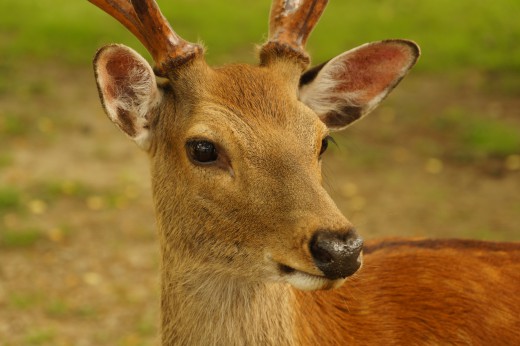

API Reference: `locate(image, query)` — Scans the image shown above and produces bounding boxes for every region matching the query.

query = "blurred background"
[1,0,519,344]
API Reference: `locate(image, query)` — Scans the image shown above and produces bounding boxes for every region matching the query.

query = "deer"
[88,0,520,344]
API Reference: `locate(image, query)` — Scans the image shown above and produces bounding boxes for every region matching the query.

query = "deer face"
[91,1,419,291]
[149,62,361,290]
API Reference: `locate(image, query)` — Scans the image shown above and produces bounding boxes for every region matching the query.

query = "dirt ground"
[0,64,519,345]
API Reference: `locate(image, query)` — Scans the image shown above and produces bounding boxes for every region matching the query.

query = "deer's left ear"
[299,40,420,131]
[94,44,162,150]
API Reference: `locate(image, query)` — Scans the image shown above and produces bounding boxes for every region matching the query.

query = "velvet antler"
[89,0,203,75]
[260,0,328,68]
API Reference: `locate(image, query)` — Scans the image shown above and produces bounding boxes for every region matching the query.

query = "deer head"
[91,0,419,291]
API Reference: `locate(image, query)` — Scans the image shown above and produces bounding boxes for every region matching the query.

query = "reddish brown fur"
[295,239,520,344]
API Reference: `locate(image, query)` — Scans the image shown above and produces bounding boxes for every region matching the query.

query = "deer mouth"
[277,263,347,291]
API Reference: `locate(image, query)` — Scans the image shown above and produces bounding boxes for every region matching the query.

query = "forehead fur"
[157,61,326,160]
[207,64,302,126]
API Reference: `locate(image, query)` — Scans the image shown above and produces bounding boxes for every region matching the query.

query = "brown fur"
[90,1,519,345]
[128,60,520,345]
[295,239,520,344]
[92,51,520,346]
[148,59,343,345]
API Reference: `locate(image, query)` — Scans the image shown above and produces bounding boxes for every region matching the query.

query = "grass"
[0,113,28,137]
[8,292,42,310]
[24,329,56,346]
[37,180,92,200]
[0,179,139,246]
[0,186,21,210]
[44,299,98,319]
[44,300,70,318]
[28,179,139,211]
[0,0,519,72]
[0,228,43,248]
[0,153,13,167]
[465,119,520,157]
[434,108,520,161]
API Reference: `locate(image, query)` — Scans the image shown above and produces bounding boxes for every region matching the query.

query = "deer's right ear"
[94,44,162,150]
[298,40,419,131]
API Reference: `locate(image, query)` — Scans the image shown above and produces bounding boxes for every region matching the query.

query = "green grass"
[8,292,42,310]
[24,329,56,346]
[44,299,98,319]
[464,119,520,157]
[75,305,99,319]
[0,113,27,136]
[435,108,520,160]
[43,299,100,320]
[0,228,43,248]
[0,153,13,167]
[37,180,92,200]
[45,300,69,318]
[0,186,21,210]
[0,0,519,72]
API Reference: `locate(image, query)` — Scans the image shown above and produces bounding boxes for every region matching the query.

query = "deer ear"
[93,44,162,150]
[299,40,420,131]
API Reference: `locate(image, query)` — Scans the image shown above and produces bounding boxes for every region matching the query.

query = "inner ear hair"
[299,60,329,87]
[298,40,420,131]
[94,44,162,149]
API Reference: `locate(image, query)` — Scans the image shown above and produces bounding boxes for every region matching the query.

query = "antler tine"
[89,0,203,76]
[261,0,328,68]
[130,0,203,73]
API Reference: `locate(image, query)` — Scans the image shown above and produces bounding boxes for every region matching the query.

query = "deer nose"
[309,229,363,280]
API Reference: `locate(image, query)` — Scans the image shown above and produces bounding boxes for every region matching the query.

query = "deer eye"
[319,136,334,157]
[186,140,218,164]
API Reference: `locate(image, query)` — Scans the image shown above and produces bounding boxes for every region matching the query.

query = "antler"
[89,0,203,76]
[261,0,329,68]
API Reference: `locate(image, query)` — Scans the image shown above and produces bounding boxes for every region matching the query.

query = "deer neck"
[157,227,298,345]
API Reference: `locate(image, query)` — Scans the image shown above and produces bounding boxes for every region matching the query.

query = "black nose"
[309,229,363,280]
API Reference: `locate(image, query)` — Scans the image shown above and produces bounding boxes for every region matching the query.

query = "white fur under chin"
[282,253,364,291]
[284,270,346,291]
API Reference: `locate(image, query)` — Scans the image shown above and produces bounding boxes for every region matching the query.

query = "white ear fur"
[299,40,420,131]
[94,44,162,150]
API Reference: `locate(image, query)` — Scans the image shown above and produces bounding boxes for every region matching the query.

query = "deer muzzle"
[309,228,364,280]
